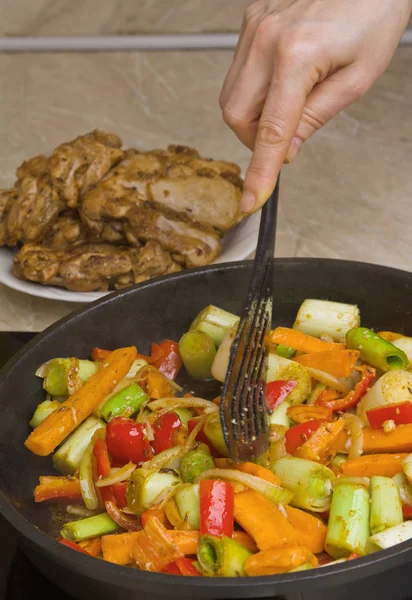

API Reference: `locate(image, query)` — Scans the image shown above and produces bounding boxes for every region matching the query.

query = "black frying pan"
[1,259,412,600]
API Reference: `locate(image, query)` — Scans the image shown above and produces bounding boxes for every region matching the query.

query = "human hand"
[220,0,412,213]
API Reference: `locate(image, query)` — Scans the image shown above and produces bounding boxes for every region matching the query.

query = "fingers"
[285,66,370,162]
[241,60,314,213]
[219,1,268,109]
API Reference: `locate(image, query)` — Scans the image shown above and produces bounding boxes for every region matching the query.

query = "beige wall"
[0,0,252,36]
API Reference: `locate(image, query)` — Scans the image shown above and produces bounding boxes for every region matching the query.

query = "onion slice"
[306,367,350,394]
[343,413,364,460]
[95,462,136,488]
[194,469,294,505]
[147,397,218,413]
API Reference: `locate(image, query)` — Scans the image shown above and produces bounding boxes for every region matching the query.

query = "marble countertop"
[0,46,411,331]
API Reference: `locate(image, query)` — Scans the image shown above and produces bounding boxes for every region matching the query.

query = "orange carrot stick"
[78,537,102,557]
[340,453,408,477]
[285,506,327,554]
[294,350,359,378]
[25,346,137,456]
[270,328,345,353]
[101,531,140,565]
[245,546,317,576]
[168,530,257,554]
[34,476,82,503]
[295,419,345,464]
[287,405,333,425]
[337,424,412,455]
[234,490,299,551]
[169,530,200,555]
[378,331,403,342]
[214,459,281,485]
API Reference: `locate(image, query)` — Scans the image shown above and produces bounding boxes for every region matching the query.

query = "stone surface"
[0,47,411,330]
[0,0,251,36]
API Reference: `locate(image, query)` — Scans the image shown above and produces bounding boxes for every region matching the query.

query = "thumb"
[285,66,369,163]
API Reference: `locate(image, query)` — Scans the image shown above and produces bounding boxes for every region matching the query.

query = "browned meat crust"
[12,240,181,292]
[48,130,123,208]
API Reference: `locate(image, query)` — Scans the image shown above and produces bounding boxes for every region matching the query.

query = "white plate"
[0,211,260,303]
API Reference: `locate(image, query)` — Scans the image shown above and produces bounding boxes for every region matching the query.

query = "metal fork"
[220,178,280,462]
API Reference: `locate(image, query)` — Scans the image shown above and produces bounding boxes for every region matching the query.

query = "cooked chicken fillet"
[124,205,222,267]
[5,155,66,246]
[13,241,181,292]
[0,189,14,245]
[48,130,124,208]
[80,145,243,233]
[42,213,90,251]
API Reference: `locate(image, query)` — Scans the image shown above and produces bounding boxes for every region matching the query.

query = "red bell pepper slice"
[59,539,90,554]
[187,419,222,457]
[91,348,112,361]
[152,412,182,455]
[175,558,201,576]
[106,417,153,465]
[152,340,182,381]
[199,479,234,538]
[266,380,298,410]
[402,505,412,519]
[284,419,324,455]
[162,562,182,575]
[111,482,128,509]
[366,402,412,429]
[316,365,376,412]
[93,437,115,503]
[161,558,200,576]
[316,551,334,566]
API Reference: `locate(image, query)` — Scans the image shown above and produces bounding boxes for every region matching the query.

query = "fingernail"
[285,137,302,164]
[241,190,256,213]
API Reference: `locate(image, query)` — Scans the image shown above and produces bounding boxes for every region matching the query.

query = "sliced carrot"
[234,490,299,551]
[294,350,359,378]
[245,546,317,576]
[337,424,412,455]
[101,531,140,565]
[34,476,82,503]
[340,453,408,477]
[295,419,345,464]
[169,530,200,555]
[78,537,102,557]
[285,506,326,554]
[147,371,175,400]
[131,517,183,572]
[214,459,281,485]
[141,505,169,529]
[287,405,333,425]
[378,331,403,342]
[233,530,258,552]
[270,328,345,354]
[25,346,137,456]
[167,530,257,555]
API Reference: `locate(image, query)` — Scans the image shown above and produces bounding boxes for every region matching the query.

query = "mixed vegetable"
[24,299,412,576]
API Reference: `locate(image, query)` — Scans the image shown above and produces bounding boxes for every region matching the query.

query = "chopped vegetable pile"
[25,299,412,576]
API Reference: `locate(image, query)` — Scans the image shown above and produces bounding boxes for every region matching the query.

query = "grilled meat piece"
[0,189,14,245]
[5,155,66,246]
[13,241,181,292]
[124,205,222,267]
[42,213,91,251]
[48,130,124,208]
[80,145,242,233]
